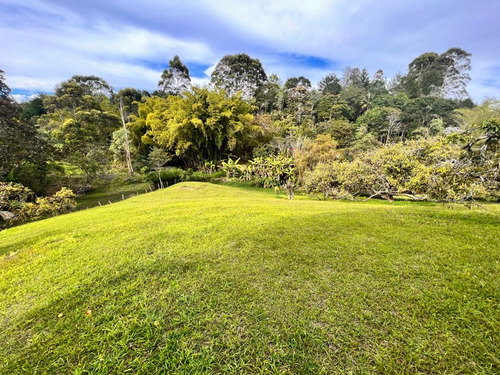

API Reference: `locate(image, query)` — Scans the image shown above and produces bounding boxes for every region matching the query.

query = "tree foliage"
[140,87,260,167]
[1,46,490,208]
[39,76,120,178]
[158,55,191,96]
[0,72,52,192]
[318,74,342,95]
[403,48,471,99]
[211,54,267,99]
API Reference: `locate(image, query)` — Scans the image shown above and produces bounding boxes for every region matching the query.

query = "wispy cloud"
[2,0,499,101]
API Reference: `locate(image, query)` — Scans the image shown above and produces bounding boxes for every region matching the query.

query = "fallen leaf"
[86,310,92,316]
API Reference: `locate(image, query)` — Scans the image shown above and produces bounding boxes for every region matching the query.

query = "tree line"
[1,47,499,223]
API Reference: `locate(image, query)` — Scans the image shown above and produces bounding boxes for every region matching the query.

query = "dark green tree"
[368,70,388,98]
[0,72,52,193]
[339,85,368,121]
[21,95,47,123]
[401,96,457,137]
[318,73,342,95]
[255,74,282,113]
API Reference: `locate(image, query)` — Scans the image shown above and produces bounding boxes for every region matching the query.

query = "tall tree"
[368,70,388,98]
[341,67,370,89]
[284,76,311,91]
[0,71,51,192]
[71,75,114,97]
[255,74,282,113]
[403,48,471,99]
[118,94,134,175]
[439,48,472,100]
[339,85,368,121]
[318,73,342,95]
[158,55,191,96]
[39,76,120,179]
[211,54,267,99]
[0,70,11,102]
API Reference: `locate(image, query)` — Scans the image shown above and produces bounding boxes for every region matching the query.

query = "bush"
[0,182,34,211]
[20,187,77,221]
[243,154,295,188]
[221,158,242,178]
[1,182,35,227]
[184,171,211,182]
[303,137,490,203]
[1,184,77,227]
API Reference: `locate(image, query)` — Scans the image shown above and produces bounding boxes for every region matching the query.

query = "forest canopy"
[1,47,499,225]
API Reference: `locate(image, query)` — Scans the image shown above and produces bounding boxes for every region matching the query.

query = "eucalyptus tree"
[211,54,267,99]
[158,55,191,96]
[403,48,471,99]
[71,75,114,97]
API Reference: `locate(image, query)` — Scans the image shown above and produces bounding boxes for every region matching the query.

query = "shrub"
[221,158,242,178]
[243,154,295,188]
[184,171,210,182]
[0,182,34,211]
[19,187,77,221]
[303,137,490,203]
[1,184,77,227]
[1,182,35,227]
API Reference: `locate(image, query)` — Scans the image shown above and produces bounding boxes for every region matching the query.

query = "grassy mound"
[1,182,499,373]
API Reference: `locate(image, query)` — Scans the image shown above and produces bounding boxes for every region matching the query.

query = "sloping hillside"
[1,182,499,374]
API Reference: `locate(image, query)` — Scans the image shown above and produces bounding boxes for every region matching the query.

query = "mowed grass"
[76,179,150,210]
[0,182,499,374]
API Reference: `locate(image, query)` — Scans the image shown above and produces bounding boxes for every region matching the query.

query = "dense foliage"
[0,182,76,227]
[1,48,499,215]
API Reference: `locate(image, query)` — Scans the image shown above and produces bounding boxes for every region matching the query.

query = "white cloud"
[1,1,216,93]
[12,93,39,103]
[1,0,499,101]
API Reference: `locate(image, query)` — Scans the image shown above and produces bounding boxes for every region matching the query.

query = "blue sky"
[1,0,499,102]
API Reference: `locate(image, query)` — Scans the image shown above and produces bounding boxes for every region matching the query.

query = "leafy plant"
[221,158,241,179]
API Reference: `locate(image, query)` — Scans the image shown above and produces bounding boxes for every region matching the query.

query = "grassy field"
[75,176,150,210]
[0,182,499,374]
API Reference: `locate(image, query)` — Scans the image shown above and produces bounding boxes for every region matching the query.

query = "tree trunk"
[119,95,134,175]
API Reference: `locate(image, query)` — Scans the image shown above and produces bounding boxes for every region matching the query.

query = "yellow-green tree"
[141,87,261,167]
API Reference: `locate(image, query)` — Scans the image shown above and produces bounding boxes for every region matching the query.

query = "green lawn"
[1,182,499,374]
[75,177,150,210]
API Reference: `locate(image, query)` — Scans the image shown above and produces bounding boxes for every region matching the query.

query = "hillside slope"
[1,182,499,374]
